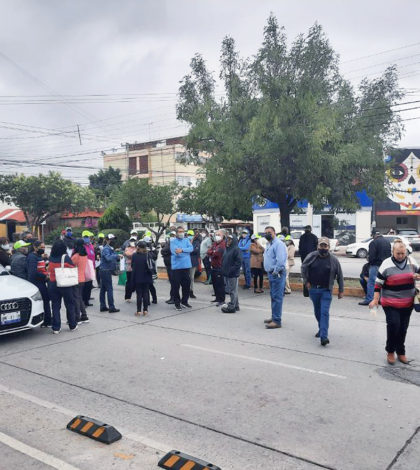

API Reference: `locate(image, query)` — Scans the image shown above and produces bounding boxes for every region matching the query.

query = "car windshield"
[399,230,418,236]
[362,238,372,243]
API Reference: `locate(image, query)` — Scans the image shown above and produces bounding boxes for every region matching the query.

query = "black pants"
[82,280,93,305]
[383,306,412,355]
[125,271,133,299]
[251,268,264,289]
[203,256,211,280]
[172,268,190,306]
[166,266,175,300]
[135,283,150,312]
[211,268,225,302]
[35,281,51,325]
[73,282,87,321]
[149,283,157,302]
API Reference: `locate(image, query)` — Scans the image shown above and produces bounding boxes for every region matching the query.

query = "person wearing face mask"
[161,231,176,304]
[200,229,212,284]
[82,230,96,307]
[124,237,137,302]
[207,230,227,306]
[27,240,52,327]
[301,237,344,346]
[99,234,121,313]
[221,234,242,313]
[299,225,318,262]
[170,226,193,311]
[0,237,11,267]
[238,229,252,289]
[122,229,138,250]
[263,226,288,329]
[11,240,31,279]
[189,230,201,299]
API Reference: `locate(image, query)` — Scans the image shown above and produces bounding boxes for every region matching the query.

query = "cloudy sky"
[1,0,420,184]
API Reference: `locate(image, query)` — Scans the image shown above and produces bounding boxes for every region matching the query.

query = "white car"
[346,235,412,258]
[0,265,44,335]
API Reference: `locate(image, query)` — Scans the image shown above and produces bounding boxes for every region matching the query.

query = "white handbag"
[55,254,79,287]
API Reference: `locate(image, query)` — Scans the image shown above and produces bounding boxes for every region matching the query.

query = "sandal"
[135,311,141,316]
[143,311,148,316]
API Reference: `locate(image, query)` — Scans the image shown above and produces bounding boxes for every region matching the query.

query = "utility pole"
[77,124,82,145]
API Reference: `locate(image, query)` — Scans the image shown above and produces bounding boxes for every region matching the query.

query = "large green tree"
[177,16,403,227]
[0,172,95,230]
[89,167,122,206]
[112,178,180,243]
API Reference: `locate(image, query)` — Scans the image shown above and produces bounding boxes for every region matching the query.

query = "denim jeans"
[224,277,239,309]
[242,258,251,287]
[268,272,286,324]
[99,270,115,310]
[365,265,379,302]
[48,281,77,331]
[309,288,332,339]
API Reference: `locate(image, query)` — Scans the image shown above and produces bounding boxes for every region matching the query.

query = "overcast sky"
[1,0,420,184]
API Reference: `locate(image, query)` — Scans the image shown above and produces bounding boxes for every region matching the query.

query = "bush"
[98,205,131,232]
[45,226,85,244]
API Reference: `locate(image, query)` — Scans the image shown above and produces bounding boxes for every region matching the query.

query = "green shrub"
[98,205,131,232]
[45,227,85,244]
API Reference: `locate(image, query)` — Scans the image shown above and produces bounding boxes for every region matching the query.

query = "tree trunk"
[278,198,291,229]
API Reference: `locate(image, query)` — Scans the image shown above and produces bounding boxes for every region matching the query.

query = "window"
[397,217,408,225]
[176,175,197,187]
[139,155,149,174]
[128,157,137,175]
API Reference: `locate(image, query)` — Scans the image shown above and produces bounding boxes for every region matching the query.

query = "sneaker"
[221,306,236,313]
[125,299,132,303]
[235,306,240,312]
[52,329,61,335]
[320,338,330,346]
[152,300,157,304]
[80,317,90,323]
[109,308,120,313]
[181,302,192,308]
[189,292,197,299]
[165,299,175,304]
[100,307,109,312]
[174,304,182,311]
[216,302,224,307]
[40,323,51,328]
[70,325,78,332]
[315,332,320,338]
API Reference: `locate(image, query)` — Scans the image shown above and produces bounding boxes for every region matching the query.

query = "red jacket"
[207,240,226,269]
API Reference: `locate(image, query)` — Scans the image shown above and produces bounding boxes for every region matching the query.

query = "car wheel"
[356,248,368,258]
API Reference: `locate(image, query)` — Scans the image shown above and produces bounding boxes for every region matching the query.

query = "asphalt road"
[1,280,420,469]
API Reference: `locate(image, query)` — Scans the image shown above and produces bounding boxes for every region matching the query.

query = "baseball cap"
[98,232,105,238]
[65,226,72,231]
[318,237,330,246]
[251,234,257,240]
[187,230,194,236]
[170,231,176,236]
[107,233,116,240]
[143,236,152,243]
[130,229,137,234]
[14,240,31,250]
[82,230,94,237]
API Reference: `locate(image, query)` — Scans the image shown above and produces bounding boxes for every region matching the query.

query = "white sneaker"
[125,299,132,303]
[69,325,78,332]
[52,329,61,335]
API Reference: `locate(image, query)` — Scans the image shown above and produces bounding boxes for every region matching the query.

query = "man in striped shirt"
[370,241,420,365]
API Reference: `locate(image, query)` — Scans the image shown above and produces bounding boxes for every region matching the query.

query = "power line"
[342,41,420,64]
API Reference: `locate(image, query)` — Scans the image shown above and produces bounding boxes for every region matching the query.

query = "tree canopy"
[0,171,95,229]
[177,15,403,227]
[98,204,132,233]
[111,178,180,243]
[88,167,122,206]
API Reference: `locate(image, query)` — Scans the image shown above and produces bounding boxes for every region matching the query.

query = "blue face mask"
[188,236,193,240]
[83,237,90,244]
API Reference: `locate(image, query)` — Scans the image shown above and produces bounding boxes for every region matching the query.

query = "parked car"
[396,229,420,251]
[346,235,412,258]
[290,230,338,256]
[0,265,44,336]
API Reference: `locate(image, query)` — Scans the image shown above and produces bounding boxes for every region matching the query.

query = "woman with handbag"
[131,241,153,316]
[369,240,420,365]
[72,239,89,324]
[48,239,78,334]
[250,235,265,293]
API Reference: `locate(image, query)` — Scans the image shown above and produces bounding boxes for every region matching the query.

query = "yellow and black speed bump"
[66,415,122,444]
[158,450,221,470]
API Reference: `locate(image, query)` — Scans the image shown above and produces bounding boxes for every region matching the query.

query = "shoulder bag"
[55,254,79,287]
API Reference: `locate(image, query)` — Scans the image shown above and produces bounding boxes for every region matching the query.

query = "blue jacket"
[238,236,251,259]
[263,237,287,275]
[100,244,119,271]
[27,252,46,284]
[171,238,193,270]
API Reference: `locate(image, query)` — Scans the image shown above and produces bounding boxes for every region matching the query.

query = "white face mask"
[177,232,185,239]
[215,235,222,242]
[129,242,135,247]
[201,233,207,238]
[1,244,10,251]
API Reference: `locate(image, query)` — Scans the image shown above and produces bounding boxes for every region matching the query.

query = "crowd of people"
[1,223,417,363]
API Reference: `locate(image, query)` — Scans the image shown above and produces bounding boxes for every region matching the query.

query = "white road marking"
[181,344,347,379]
[0,384,168,453]
[0,431,80,470]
